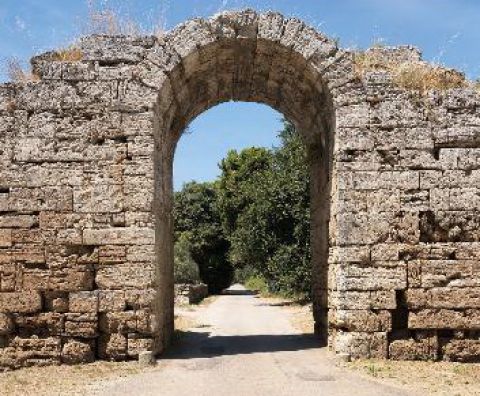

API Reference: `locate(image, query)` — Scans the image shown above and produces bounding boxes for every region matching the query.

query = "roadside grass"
[0,361,147,396]
[244,275,310,305]
[346,359,480,396]
[244,275,269,295]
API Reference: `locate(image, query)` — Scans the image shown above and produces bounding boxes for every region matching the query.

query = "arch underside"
[158,38,334,144]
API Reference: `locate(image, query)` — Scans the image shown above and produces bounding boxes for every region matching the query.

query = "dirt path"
[89,285,410,396]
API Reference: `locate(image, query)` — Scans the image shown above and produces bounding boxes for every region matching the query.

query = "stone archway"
[151,12,339,350]
[1,10,479,369]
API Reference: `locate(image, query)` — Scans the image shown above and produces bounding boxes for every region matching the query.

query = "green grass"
[244,275,269,294]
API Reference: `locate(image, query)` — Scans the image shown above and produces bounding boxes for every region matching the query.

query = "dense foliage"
[218,122,311,297]
[173,233,200,284]
[173,182,234,294]
[174,121,311,298]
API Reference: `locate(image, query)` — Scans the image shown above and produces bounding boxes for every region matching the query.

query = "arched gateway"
[0,10,479,368]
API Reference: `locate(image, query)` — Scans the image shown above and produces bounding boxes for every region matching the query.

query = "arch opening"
[152,35,336,350]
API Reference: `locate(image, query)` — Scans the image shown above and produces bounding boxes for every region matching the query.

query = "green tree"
[174,233,200,284]
[217,121,312,298]
[174,181,234,294]
[217,147,272,237]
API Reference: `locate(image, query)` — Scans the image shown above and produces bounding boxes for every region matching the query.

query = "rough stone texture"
[0,10,479,369]
[175,283,208,305]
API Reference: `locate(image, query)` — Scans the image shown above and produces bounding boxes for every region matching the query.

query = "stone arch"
[147,10,357,349]
[5,9,479,368]
[0,10,371,367]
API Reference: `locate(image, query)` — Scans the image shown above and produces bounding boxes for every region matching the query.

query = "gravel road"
[91,285,411,396]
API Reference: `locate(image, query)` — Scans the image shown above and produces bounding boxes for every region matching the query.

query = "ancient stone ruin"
[0,10,479,369]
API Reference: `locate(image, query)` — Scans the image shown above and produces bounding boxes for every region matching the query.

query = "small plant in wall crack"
[4,57,40,83]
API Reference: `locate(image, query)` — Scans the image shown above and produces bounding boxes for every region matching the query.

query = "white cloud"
[14,16,26,32]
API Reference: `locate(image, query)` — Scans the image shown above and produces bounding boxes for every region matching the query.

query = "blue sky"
[1,0,479,189]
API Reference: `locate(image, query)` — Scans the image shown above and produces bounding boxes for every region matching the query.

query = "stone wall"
[329,62,480,361]
[0,10,479,369]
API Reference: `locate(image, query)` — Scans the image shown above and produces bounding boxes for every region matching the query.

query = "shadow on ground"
[220,289,258,296]
[167,331,326,360]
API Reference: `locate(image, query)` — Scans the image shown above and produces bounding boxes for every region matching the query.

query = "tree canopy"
[174,121,311,298]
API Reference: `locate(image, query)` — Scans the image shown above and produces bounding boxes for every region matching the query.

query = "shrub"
[174,234,200,284]
[265,244,311,300]
[174,182,234,294]
[244,274,269,294]
[354,50,466,93]
[52,48,83,62]
[393,62,466,92]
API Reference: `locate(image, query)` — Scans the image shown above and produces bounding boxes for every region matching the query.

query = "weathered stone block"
[124,176,153,211]
[126,245,155,263]
[407,260,477,288]
[22,269,94,292]
[333,331,388,359]
[98,245,126,264]
[83,228,155,245]
[99,310,152,335]
[124,289,156,310]
[443,340,480,363]
[98,290,126,312]
[389,336,438,361]
[74,183,124,214]
[0,291,42,313]
[95,263,154,290]
[329,245,370,264]
[98,333,127,360]
[69,291,99,313]
[330,291,396,310]
[0,214,38,229]
[338,171,420,191]
[9,336,62,358]
[16,81,80,111]
[15,313,64,336]
[329,310,391,332]
[406,288,480,309]
[0,229,12,247]
[56,229,83,245]
[64,313,98,338]
[409,309,480,329]
[0,313,13,335]
[44,292,69,313]
[128,337,155,358]
[8,187,73,212]
[61,339,95,364]
[336,212,419,245]
[330,262,406,291]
